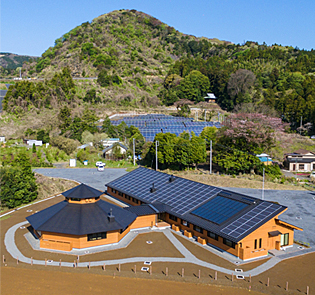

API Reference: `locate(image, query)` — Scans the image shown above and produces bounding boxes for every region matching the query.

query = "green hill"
[3,9,315,133]
[0,52,38,76]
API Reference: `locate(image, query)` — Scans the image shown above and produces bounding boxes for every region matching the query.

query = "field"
[1,194,314,295]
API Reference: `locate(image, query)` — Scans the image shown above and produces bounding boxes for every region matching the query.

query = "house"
[23,139,43,146]
[102,142,128,159]
[26,184,156,252]
[101,138,120,148]
[0,136,5,143]
[203,93,217,103]
[284,149,315,172]
[256,153,273,165]
[106,167,302,260]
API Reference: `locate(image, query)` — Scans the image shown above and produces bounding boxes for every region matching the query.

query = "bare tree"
[227,69,256,98]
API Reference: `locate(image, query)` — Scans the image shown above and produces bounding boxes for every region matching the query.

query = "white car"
[97,164,105,172]
[310,171,315,179]
[96,161,103,167]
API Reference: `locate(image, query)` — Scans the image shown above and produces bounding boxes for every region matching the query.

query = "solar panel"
[110,114,221,141]
[221,202,280,239]
[190,196,249,224]
[107,167,222,215]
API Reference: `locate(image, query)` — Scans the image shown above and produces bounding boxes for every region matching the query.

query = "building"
[284,149,315,172]
[256,153,273,165]
[23,139,43,146]
[26,183,156,251]
[77,142,93,150]
[101,138,120,148]
[106,167,302,260]
[102,142,128,159]
[203,93,217,103]
[0,136,5,143]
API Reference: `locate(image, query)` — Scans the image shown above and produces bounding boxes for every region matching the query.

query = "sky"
[1,0,314,56]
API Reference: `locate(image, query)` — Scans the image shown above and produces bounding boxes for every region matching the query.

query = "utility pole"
[218,112,220,123]
[300,116,302,135]
[155,140,159,171]
[262,168,265,200]
[204,110,206,122]
[209,140,212,174]
[133,138,135,166]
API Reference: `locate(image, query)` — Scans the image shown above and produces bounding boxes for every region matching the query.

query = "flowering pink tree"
[223,113,288,153]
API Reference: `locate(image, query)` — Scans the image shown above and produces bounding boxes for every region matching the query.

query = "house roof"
[62,183,104,199]
[287,158,315,163]
[124,204,160,216]
[26,199,137,236]
[102,142,129,154]
[293,149,314,155]
[204,93,216,99]
[77,142,93,149]
[106,167,289,243]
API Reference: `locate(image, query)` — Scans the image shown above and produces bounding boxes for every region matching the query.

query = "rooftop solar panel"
[191,196,249,224]
[221,202,280,239]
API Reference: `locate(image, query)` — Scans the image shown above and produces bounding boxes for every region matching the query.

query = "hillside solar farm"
[111,114,221,142]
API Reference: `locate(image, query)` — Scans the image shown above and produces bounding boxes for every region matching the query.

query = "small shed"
[77,142,93,150]
[256,153,273,165]
[204,93,217,103]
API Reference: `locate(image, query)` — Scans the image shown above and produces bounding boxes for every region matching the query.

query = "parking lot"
[34,168,315,246]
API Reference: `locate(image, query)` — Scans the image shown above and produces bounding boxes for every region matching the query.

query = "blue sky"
[1,0,314,56]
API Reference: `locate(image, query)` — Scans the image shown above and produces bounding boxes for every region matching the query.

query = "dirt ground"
[1,194,315,295]
[173,233,271,272]
[0,267,265,295]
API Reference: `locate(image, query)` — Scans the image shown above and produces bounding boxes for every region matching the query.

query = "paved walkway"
[5,220,315,277]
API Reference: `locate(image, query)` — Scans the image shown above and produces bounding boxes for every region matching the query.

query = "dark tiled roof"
[124,204,159,216]
[106,167,287,243]
[287,158,315,163]
[26,199,137,235]
[62,183,104,199]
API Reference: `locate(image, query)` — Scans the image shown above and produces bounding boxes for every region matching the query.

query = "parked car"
[96,161,103,166]
[311,135,315,139]
[97,163,105,172]
[310,171,315,179]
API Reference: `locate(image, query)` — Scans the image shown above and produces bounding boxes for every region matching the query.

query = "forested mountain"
[0,52,38,75]
[4,9,315,132]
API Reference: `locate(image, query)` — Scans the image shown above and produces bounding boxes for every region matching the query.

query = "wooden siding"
[107,187,143,206]
[130,215,156,229]
[68,197,100,204]
[239,213,294,260]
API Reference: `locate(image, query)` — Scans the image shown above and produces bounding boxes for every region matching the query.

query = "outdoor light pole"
[155,140,159,171]
[262,168,265,200]
[133,138,135,166]
[209,140,212,174]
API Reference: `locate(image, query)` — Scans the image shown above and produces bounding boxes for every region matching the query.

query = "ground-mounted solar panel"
[190,196,249,224]
[221,202,281,239]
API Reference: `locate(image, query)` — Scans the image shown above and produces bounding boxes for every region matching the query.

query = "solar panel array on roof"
[110,114,221,141]
[107,167,288,242]
[107,167,222,215]
[221,202,281,239]
[191,196,249,224]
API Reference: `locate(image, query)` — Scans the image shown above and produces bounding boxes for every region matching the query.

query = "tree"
[200,127,218,148]
[32,143,36,153]
[37,129,50,143]
[227,69,256,106]
[0,151,38,209]
[178,70,210,102]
